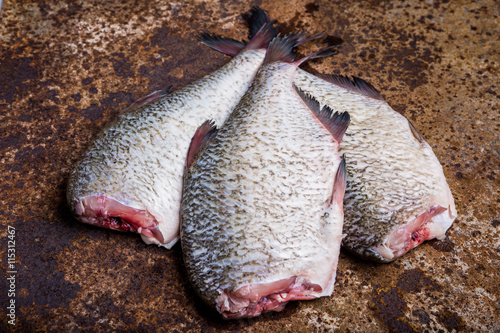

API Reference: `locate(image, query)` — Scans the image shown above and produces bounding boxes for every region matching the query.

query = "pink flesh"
[75,196,165,243]
[216,276,322,319]
[376,205,448,260]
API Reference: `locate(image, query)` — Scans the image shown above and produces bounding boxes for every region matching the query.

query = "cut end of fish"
[216,276,322,319]
[371,205,457,262]
[73,196,169,246]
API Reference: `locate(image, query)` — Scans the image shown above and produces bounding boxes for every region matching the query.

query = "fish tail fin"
[331,156,347,206]
[263,34,302,64]
[264,31,337,65]
[246,7,324,48]
[293,31,326,47]
[197,7,276,56]
[294,85,350,143]
[244,22,277,51]
[294,45,339,67]
[246,6,278,42]
[197,33,246,56]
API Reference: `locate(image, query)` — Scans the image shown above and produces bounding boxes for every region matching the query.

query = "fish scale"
[293,69,456,262]
[67,44,270,248]
[181,39,348,319]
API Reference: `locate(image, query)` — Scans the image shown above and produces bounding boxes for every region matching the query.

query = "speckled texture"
[181,58,346,318]
[0,0,498,332]
[66,46,266,248]
[293,69,456,262]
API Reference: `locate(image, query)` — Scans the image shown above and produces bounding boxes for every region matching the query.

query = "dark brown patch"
[436,310,465,331]
[429,237,455,252]
[9,217,81,314]
[492,219,500,227]
[396,268,442,294]
[371,269,444,331]
[305,3,320,14]
[0,51,39,103]
[323,35,344,47]
[80,104,105,121]
[111,52,135,78]
[371,287,415,332]
[412,309,431,324]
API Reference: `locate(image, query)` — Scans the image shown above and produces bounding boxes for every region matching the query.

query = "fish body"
[181,37,349,319]
[293,70,457,262]
[67,13,275,248]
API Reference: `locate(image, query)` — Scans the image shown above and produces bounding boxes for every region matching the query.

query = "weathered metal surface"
[0,0,498,331]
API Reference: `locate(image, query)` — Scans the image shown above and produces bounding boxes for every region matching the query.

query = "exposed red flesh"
[75,196,164,243]
[216,276,322,319]
[375,205,448,260]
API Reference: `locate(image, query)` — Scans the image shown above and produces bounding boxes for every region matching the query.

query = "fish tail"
[246,7,324,50]
[263,35,301,64]
[292,31,326,47]
[197,7,276,56]
[294,45,339,67]
[263,30,335,65]
[246,6,278,41]
[244,22,278,51]
[196,33,246,57]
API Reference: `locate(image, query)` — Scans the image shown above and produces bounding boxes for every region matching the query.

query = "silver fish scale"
[67,49,266,246]
[293,69,454,255]
[182,63,343,305]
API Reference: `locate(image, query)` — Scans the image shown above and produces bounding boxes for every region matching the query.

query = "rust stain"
[370,268,466,332]
[0,51,39,104]
[0,0,499,331]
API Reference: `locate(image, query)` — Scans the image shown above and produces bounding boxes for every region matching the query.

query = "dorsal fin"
[315,73,385,101]
[294,85,350,143]
[120,86,172,114]
[185,120,218,170]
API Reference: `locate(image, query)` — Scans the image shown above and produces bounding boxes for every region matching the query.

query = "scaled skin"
[67,47,267,248]
[293,70,457,262]
[181,52,346,319]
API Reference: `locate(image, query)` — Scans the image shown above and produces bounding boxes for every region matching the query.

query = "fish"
[200,8,456,262]
[244,7,457,262]
[181,36,350,319]
[293,70,457,262]
[66,8,276,248]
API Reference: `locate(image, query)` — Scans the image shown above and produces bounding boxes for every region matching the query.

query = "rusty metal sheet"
[1,0,499,331]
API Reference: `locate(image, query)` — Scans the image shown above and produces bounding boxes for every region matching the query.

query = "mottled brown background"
[0,0,498,332]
